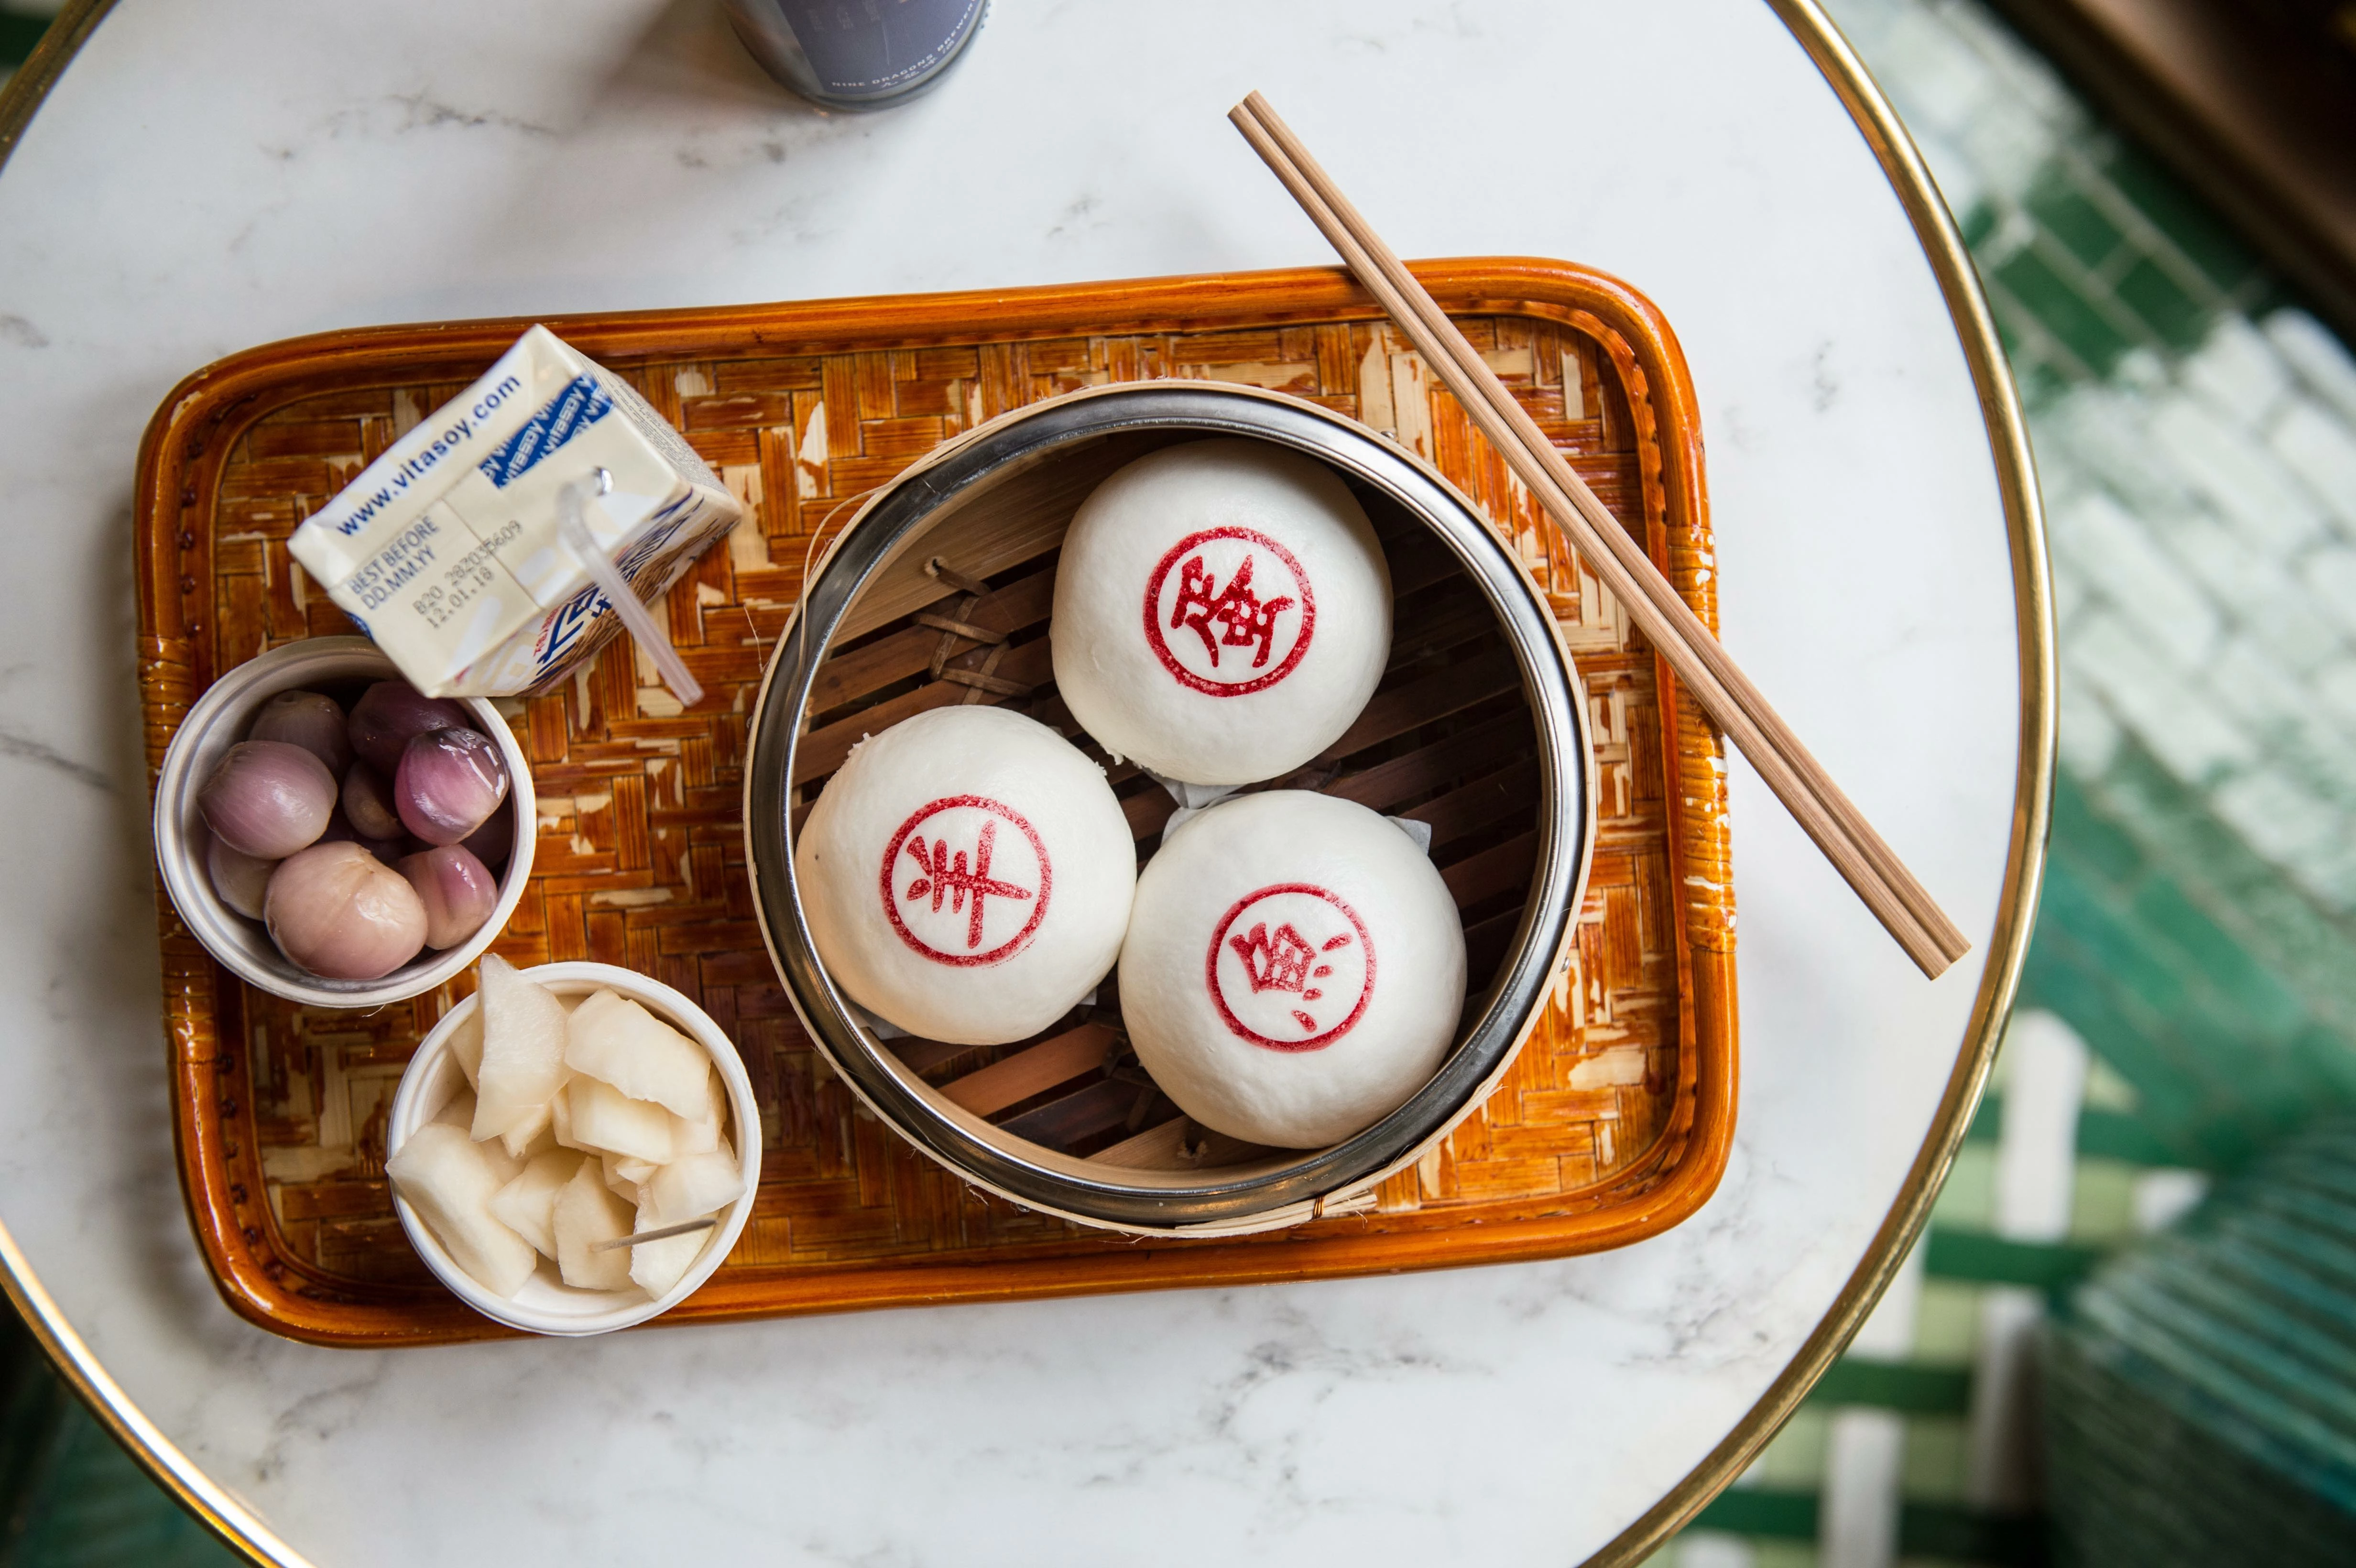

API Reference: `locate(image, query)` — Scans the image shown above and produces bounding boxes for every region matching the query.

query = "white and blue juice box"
[289,325,742,697]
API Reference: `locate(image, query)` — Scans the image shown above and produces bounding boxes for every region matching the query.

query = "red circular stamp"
[1141,526,1316,697]
[1205,882,1374,1051]
[880,795,1052,967]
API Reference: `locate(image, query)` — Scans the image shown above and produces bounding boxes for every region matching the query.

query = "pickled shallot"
[396,727,509,845]
[264,841,430,980]
[198,740,336,859]
[460,806,514,868]
[246,689,352,775]
[398,844,498,951]
[341,763,404,842]
[205,836,275,920]
[317,807,405,865]
[347,680,469,773]
[196,676,518,980]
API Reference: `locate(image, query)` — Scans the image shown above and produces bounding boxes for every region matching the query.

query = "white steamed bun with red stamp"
[795,706,1136,1046]
[1118,790,1465,1149]
[1051,439,1391,786]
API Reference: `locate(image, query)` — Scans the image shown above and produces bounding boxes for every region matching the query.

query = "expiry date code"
[412,520,524,631]
[412,563,498,631]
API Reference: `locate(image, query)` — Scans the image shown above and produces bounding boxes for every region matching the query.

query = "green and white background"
[1680,0,2356,1564]
[5,0,2356,1563]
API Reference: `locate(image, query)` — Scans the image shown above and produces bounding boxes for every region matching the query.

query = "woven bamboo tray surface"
[135,261,1736,1346]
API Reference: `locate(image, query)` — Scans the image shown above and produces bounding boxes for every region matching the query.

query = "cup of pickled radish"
[384,959,762,1336]
[151,636,536,1008]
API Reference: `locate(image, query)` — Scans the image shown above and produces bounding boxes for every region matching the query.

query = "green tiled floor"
[2043,1118,2356,1565]
[1830,0,2356,1182]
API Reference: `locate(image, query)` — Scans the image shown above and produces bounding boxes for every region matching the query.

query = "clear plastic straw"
[556,470,704,709]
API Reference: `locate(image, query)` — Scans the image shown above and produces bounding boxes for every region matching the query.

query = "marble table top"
[0,1,2037,1563]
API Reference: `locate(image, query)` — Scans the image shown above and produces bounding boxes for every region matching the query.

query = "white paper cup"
[151,636,536,1008]
[383,962,762,1337]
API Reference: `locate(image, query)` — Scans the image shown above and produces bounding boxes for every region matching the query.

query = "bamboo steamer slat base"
[133,260,1736,1347]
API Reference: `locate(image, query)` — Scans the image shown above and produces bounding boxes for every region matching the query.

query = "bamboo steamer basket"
[745,381,1594,1237]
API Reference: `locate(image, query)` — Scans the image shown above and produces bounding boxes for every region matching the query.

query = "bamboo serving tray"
[135,260,1737,1347]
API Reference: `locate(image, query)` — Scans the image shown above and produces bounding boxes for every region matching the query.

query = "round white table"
[0,2,2046,1564]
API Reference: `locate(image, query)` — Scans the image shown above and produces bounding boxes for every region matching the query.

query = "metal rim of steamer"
[744,382,1592,1230]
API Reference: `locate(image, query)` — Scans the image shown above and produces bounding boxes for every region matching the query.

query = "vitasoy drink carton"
[288,326,742,698]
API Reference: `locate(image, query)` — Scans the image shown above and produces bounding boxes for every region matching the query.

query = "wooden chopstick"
[1230,92,1971,979]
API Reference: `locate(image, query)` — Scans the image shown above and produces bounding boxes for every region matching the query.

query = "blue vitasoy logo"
[477,374,614,490]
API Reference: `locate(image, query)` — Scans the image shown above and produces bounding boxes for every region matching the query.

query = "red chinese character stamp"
[1142,526,1316,697]
[1205,882,1374,1051]
[880,795,1052,967]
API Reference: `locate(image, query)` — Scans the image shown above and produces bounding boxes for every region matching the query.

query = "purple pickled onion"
[348,681,471,773]
[459,804,515,870]
[395,727,510,846]
[197,740,336,860]
[341,763,403,841]
[397,844,500,950]
[265,841,428,980]
[317,807,406,865]
[246,689,351,776]
[205,834,276,920]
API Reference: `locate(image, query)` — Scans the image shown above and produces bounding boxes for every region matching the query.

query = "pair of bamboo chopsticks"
[1230,92,1971,980]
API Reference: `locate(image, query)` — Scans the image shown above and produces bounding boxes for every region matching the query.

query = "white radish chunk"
[429,1089,526,1184]
[600,1152,644,1201]
[628,1190,707,1298]
[647,1143,746,1228]
[566,1076,675,1163]
[551,1083,581,1150]
[473,1126,527,1187]
[428,1088,526,1183]
[386,1122,537,1299]
[511,1116,558,1162]
[553,1158,636,1291]
[446,1010,484,1090]
[489,1149,582,1261]
[564,990,712,1118]
[668,1113,718,1157]
[497,1101,553,1162]
[667,1068,727,1156]
[472,955,570,1148]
